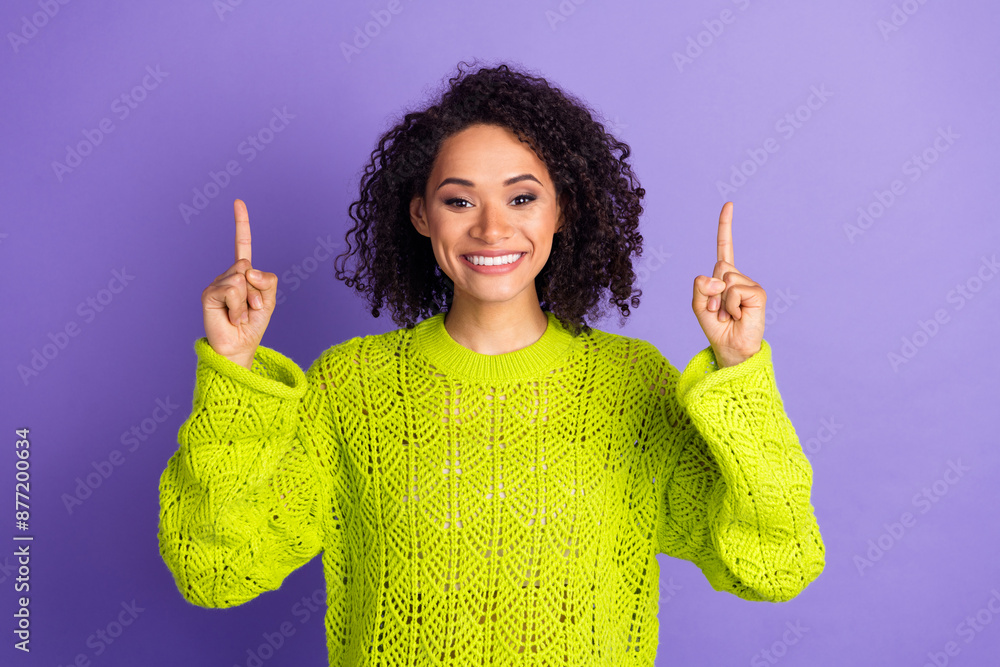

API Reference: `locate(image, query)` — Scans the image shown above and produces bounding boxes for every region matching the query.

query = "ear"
[410,194,429,238]
[555,192,569,233]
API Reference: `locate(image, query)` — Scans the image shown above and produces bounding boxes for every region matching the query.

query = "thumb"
[246,269,277,311]
[692,275,724,314]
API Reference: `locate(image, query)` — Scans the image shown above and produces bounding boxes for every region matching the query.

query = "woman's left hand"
[691,201,767,368]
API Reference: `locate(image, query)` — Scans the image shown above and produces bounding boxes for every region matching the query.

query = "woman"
[158,60,825,666]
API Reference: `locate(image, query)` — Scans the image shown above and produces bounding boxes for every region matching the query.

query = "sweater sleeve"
[157,337,330,608]
[653,339,825,602]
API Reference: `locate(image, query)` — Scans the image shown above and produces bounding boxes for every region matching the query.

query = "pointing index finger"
[717,201,734,266]
[234,199,251,264]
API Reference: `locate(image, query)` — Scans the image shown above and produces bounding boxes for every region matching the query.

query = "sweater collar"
[411,310,578,381]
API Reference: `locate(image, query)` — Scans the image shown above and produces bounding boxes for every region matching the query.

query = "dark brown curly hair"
[333,59,646,336]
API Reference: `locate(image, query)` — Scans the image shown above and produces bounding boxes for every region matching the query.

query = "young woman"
[158,61,825,666]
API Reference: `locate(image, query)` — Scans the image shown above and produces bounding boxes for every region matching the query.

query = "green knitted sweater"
[158,310,825,666]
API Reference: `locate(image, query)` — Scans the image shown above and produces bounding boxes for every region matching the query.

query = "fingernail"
[241,311,249,324]
[251,294,262,309]
[248,269,261,280]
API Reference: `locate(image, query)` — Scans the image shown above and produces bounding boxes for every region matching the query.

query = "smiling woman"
[407,123,567,354]
[334,60,647,342]
[158,59,825,667]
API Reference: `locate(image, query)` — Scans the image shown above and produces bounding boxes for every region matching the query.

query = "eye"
[444,194,537,208]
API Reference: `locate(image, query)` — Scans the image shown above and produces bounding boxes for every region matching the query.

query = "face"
[409,123,565,313]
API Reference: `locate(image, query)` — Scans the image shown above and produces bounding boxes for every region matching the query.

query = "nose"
[472,199,513,244]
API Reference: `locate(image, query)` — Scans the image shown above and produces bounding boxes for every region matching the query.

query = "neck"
[443,294,549,355]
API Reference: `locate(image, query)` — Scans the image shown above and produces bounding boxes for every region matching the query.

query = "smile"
[462,253,525,266]
[461,252,527,273]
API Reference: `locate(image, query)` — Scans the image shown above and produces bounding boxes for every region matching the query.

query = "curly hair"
[334,59,646,336]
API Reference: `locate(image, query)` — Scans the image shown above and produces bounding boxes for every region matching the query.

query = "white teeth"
[465,253,523,266]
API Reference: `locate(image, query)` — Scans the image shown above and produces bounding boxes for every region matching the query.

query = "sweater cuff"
[193,337,307,401]
[676,339,773,408]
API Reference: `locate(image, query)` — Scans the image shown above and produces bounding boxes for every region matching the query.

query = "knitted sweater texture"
[158,311,825,666]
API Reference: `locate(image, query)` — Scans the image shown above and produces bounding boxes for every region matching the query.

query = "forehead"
[431,124,551,182]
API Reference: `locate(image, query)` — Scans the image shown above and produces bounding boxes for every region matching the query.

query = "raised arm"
[157,337,331,608]
[653,340,825,602]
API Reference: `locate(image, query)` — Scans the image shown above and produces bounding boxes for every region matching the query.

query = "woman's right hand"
[201,199,278,369]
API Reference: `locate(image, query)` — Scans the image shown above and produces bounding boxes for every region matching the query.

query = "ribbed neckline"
[411,310,578,381]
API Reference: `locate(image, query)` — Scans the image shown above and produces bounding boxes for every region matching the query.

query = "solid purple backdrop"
[3,1,999,665]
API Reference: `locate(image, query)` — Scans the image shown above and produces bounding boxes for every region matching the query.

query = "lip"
[461,249,526,257]
[461,252,526,274]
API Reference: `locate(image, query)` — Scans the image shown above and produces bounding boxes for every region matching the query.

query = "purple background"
[3,1,999,665]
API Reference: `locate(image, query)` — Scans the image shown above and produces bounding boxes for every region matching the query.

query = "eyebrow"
[435,173,543,191]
